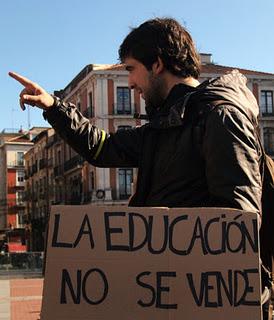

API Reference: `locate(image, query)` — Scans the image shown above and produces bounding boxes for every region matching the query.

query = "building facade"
[54,64,146,204]
[24,128,55,251]
[0,127,48,252]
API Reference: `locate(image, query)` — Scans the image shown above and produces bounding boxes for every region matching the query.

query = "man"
[9,17,270,318]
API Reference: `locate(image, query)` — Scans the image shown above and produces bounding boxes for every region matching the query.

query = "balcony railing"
[112,103,136,115]
[7,200,25,209]
[32,164,38,175]
[54,165,63,177]
[23,191,31,201]
[7,160,24,168]
[25,166,33,178]
[39,158,47,170]
[31,192,38,201]
[47,158,53,167]
[261,112,274,117]
[24,171,29,180]
[64,155,84,172]
[7,184,24,193]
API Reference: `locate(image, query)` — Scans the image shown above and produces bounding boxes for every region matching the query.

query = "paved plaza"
[0,277,273,319]
[0,278,43,320]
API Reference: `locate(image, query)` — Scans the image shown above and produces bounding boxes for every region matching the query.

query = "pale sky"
[1,0,274,131]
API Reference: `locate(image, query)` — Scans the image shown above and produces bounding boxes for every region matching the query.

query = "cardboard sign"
[41,206,262,320]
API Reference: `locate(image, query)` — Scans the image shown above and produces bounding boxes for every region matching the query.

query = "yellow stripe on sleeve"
[93,130,106,160]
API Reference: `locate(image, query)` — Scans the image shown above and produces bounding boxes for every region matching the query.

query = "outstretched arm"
[8,71,54,110]
[9,71,141,168]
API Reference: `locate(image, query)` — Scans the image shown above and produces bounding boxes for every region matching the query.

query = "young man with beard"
[9,17,271,319]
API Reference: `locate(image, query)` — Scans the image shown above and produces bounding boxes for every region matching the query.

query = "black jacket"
[44,70,262,214]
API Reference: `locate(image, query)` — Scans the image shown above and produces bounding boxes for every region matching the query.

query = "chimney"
[200,53,212,65]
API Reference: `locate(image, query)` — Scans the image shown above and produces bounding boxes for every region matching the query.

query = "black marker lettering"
[60,269,81,304]
[104,212,129,251]
[74,214,95,249]
[82,268,108,305]
[156,272,177,309]
[128,213,149,251]
[136,271,155,307]
[52,214,73,248]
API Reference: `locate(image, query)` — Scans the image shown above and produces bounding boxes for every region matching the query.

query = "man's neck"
[180,76,200,87]
[163,73,200,99]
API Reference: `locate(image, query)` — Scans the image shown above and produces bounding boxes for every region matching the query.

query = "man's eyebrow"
[125,65,133,71]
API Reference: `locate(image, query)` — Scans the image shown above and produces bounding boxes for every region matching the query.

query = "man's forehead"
[124,57,139,67]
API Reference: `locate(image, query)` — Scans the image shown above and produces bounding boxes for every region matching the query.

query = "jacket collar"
[148,83,197,129]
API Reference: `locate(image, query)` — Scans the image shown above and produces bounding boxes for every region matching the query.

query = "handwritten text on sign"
[41,206,261,320]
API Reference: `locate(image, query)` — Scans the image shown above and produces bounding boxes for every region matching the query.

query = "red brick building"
[0,127,48,252]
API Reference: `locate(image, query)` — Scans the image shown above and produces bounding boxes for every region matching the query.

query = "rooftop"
[55,54,274,98]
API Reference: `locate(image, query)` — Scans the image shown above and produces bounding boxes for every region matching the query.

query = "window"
[39,178,43,193]
[264,127,274,155]
[40,207,44,218]
[43,177,47,190]
[117,125,132,131]
[17,152,24,166]
[119,169,133,199]
[17,170,25,183]
[261,91,273,115]
[88,91,94,117]
[57,150,61,165]
[16,191,24,205]
[18,210,25,225]
[117,87,131,114]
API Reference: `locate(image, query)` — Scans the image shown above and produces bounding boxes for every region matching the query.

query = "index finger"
[8,71,35,87]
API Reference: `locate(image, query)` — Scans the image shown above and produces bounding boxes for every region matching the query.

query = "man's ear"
[152,57,164,75]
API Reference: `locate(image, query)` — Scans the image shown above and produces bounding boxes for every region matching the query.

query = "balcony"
[39,158,47,170]
[7,160,24,168]
[23,191,31,202]
[24,170,30,180]
[32,164,38,175]
[26,166,33,178]
[261,112,274,118]
[7,200,25,209]
[64,155,84,172]
[38,192,46,200]
[54,165,63,177]
[47,158,53,167]
[112,103,136,116]
[31,192,38,202]
[7,183,24,193]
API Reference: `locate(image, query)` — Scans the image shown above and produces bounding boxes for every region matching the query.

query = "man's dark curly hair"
[119,18,201,79]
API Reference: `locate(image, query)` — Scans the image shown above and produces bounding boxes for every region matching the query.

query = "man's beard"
[144,72,167,112]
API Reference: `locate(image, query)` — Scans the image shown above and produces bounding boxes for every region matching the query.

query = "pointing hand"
[9,72,55,111]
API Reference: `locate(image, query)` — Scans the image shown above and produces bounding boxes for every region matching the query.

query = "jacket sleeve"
[43,100,142,168]
[203,104,262,215]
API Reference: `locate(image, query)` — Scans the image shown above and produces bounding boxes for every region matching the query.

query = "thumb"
[22,94,40,102]
[22,94,41,106]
